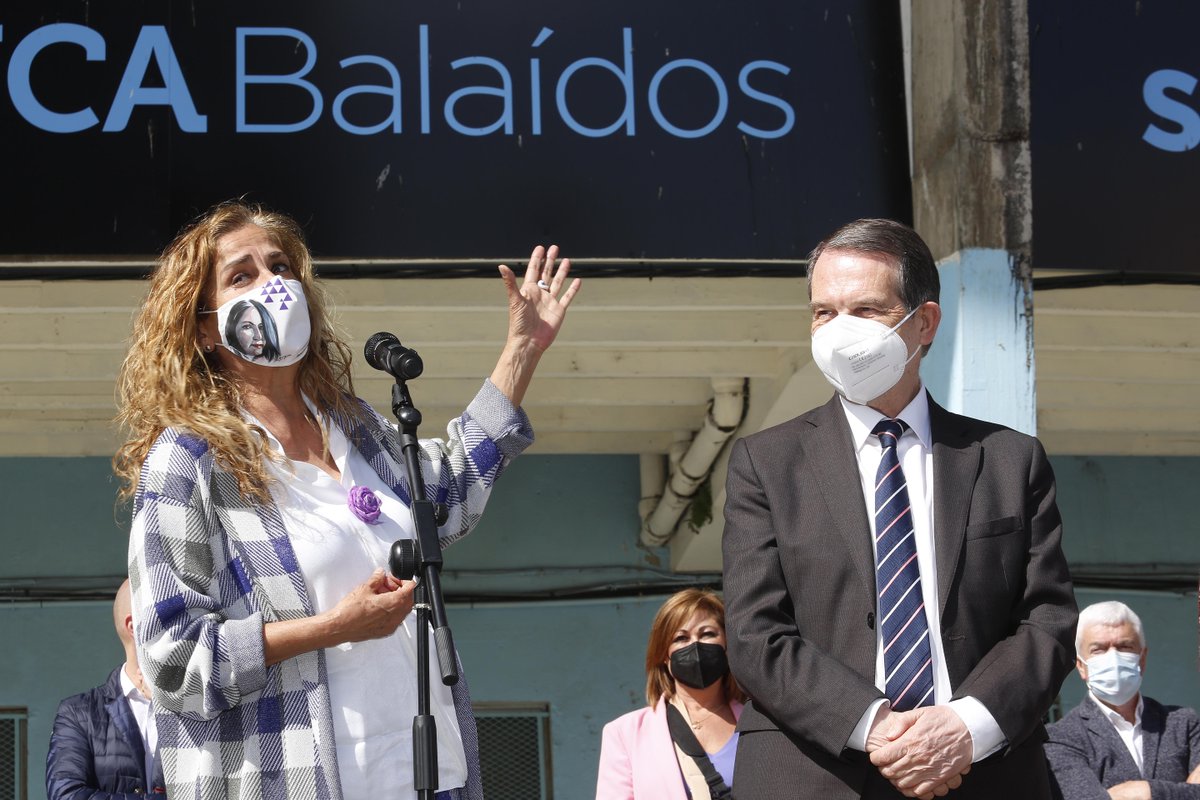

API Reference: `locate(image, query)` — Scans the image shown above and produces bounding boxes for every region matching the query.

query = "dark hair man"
[722,218,1077,799]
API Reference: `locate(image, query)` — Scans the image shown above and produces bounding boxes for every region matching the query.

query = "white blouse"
[258,409,467,798]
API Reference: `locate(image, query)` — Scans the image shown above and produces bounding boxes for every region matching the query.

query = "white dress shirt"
[840,387,1006,761]
[256,405,468,799]
[1089,692,1145,774]
[119,665,158,785]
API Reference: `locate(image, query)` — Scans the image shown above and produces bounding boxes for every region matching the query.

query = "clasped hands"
[866,705,973,799]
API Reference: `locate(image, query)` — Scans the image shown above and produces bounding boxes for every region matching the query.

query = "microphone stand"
[385,377,459,800]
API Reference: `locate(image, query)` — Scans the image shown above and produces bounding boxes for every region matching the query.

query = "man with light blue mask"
[722,218,1077,800]
[1045,601,1200,800]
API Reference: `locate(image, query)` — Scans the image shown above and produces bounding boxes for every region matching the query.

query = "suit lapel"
[1140,697,1162,778]
[1080,698,1143,780]
[928,398,981,616]
[105,673,148,784]
[808,396,877,598]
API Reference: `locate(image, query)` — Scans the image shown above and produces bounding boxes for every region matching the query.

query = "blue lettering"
[103,26,205,133]
[530,27,553,136]
[1142,68,1200,153]
[443,57,514,136]
[420,24,431,134]
[237,27,322,133]
[7,23,104,133]
[737,60,794,139]
[555,27,635,138]
[333,56,402,135]
[648,59,727,139]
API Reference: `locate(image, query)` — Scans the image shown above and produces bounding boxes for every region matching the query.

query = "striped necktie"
[873,418,934,711]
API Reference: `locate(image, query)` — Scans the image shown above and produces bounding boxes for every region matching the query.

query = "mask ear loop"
[197,308,217,355]
[883,307,926,369]
[889,305,924,367]
[888,305,921,334]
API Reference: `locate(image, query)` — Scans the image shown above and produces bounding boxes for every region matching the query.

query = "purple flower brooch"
[348,485,381,525]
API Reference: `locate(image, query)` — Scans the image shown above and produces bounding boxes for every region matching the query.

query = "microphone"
[364,332,424,381]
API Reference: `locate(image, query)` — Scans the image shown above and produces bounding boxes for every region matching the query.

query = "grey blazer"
[721,393,1078,799]
[1046,696,1200,800]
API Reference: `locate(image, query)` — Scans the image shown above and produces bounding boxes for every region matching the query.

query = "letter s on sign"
[1142,68,1200,153]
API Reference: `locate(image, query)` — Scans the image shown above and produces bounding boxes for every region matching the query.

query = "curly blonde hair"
[114,200,364,504]
[644,588,746,707]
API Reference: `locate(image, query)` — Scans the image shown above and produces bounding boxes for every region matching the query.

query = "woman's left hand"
[490,245,581,407]
[498,245,581,355]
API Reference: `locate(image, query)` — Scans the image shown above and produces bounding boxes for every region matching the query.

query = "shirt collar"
[118,664,149,704]
[1088,691,1143,728]
[839,384,933,453]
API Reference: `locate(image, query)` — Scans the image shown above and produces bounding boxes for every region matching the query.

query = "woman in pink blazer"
[596,589,746,800]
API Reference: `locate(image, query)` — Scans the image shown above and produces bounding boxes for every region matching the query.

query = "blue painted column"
[922,248,1036,436]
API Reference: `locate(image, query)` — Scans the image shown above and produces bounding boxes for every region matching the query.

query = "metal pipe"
[641,378,747,547]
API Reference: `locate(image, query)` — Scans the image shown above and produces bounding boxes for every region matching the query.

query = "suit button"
[867,612,875,629]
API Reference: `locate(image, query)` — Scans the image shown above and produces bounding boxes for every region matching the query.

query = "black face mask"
[669,641,729,690]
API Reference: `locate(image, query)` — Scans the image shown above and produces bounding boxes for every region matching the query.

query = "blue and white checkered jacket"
[127,380,532,800]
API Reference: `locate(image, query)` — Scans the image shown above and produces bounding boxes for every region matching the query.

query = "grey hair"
[1075,601,1145,656]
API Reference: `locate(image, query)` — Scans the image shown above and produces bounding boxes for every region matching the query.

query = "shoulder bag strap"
[665,703,732,800]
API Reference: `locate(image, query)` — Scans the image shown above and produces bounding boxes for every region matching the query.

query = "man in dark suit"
[46,580,165,798]
[1045,601,1200,800]
[722,219,1077,799]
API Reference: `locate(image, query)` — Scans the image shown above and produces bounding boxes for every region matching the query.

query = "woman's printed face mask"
[202,277,311,366]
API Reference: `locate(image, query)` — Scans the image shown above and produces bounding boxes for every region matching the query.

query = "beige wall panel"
[1036,349,1200,383]
[1038,380,1195,409]
[0,347,125,379]
[1038,431,1200,457]
[355,377,714,407]
[1035,284,1200,314]
[325,275,808,308]
[0,281,147,307]
[336,307,806,347]
[0,312,144,345]
[0,380,118,397]
[1038,407,1199,434]
[1034,314,1199,350]
[343,345,797,379]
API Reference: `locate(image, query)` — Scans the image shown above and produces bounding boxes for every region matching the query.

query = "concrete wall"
[3,457,128,580]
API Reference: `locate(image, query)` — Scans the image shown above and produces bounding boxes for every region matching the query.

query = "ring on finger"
[536,279,550,291]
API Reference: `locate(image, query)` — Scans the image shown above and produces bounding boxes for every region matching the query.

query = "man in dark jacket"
[46,580,164,798]
[1045,601,1200,800]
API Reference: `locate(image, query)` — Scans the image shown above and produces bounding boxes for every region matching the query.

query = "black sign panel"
[0,2,910,261]
[1031,1,1200,274]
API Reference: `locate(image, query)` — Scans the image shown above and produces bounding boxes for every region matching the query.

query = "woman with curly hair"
[114,199,579,800]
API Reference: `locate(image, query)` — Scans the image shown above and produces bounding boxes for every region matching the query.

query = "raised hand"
[497,244,582,355]
[491,245,582,407]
